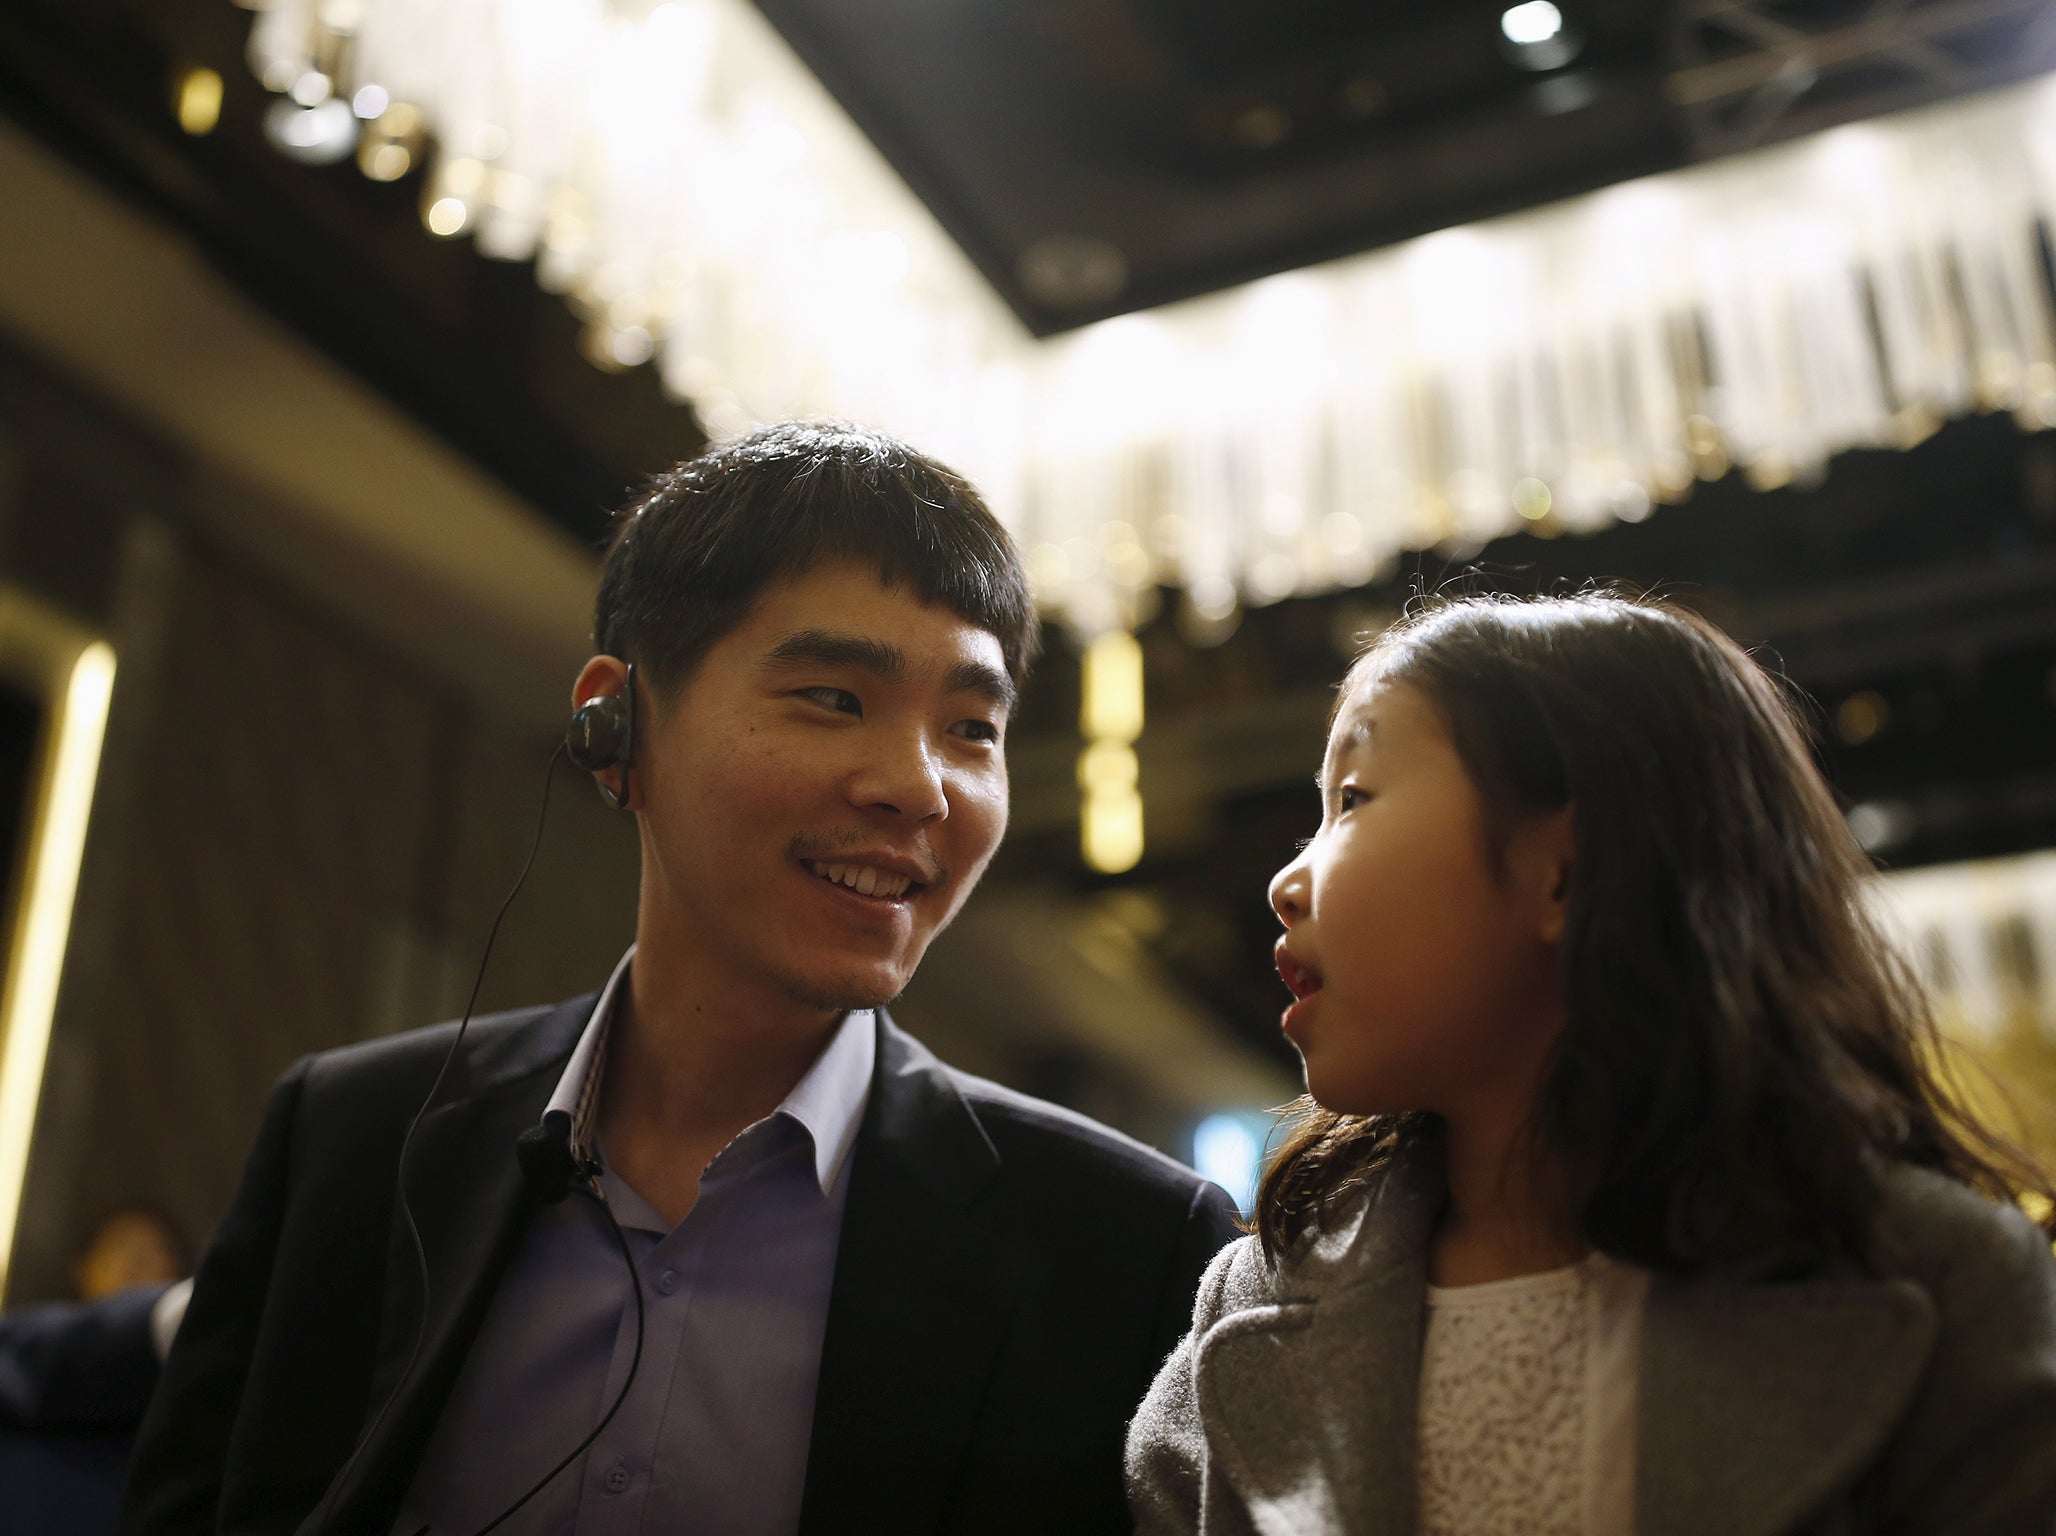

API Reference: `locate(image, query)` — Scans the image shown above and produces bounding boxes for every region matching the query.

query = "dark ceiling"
[755,0,2056,331]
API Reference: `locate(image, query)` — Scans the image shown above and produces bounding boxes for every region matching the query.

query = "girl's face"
[1267,675,1573,1122]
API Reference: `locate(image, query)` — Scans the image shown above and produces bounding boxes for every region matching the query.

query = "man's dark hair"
[594,421,1037,697]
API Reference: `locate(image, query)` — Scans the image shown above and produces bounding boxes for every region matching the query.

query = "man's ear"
[1508,804,1575,946]
[569,654,637,810]
[571,654,629,710]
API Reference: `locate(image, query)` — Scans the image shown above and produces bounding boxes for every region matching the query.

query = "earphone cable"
[465,1181,647,1535]
[336,740,566,1521]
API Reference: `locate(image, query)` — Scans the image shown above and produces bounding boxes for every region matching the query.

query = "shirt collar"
[540,946,877,1196]
[779,1000,876,1193]
[542,946,633,1153]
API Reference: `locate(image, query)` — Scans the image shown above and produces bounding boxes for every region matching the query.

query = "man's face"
[630,560,1013,1017]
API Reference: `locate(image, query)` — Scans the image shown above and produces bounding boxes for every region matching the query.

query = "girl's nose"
[1269,850,1310,928]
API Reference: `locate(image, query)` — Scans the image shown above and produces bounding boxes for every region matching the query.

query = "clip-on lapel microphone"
[513,1110,603,1204]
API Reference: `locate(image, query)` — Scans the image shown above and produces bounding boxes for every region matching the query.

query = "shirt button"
[604,1462,630,1495]
[655,1268,678,1296]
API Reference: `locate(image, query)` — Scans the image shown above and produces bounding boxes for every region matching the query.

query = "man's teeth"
[807,861,914,899]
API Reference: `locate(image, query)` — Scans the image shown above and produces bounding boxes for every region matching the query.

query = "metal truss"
[1668,0,2056,158]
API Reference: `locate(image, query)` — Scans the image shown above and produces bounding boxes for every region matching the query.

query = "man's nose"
[1268,850,1310,927]
[852,727,949,822]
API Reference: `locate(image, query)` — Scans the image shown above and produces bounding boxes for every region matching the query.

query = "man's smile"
[800,858,926,901]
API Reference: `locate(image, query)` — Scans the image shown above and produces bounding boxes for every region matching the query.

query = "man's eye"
[796,687,862,716]
[951,718,1002,745]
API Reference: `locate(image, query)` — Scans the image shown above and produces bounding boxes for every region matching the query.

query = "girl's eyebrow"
[1318,714,1377,790]
[1324,715,1374,770]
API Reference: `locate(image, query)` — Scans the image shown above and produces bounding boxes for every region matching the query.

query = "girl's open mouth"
[1275,941,1323,1000]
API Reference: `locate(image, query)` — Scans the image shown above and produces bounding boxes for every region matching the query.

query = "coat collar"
[798,1010,1015,1536]
[1190,1142,1939,1536]
[1636,1270,1935,1536]
[1194,1142,1440,1536]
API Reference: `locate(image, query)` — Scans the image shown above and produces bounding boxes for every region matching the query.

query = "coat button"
[655,1268,679,1296]
[604,1462,630,1494]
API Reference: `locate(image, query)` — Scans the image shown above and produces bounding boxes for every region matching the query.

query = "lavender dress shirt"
[392,949,877,1536]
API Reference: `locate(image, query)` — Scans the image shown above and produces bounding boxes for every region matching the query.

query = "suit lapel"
[306,1000,589,1535]
[1194,1145,1442,1536]
[798,1014,1013,1536]
[1637,1271,1937,1536]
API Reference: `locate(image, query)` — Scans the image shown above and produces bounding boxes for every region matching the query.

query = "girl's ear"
[1509,805,1576,946]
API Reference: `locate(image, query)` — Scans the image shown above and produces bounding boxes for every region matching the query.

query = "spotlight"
[1501,2,1562,45]
[288,70,333,108]
[609,325,655,368]
[425,197,470,238]
[359,140,413,182]
[262,96,358,166]
[581,323,655,371]
[1512,477,1553,521]
[1500,2,1582,71]
[175,68,222,137]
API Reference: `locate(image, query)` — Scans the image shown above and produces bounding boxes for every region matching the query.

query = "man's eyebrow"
[763,630,907,683]
[944,659,1017,715]
[762,630,1017,713]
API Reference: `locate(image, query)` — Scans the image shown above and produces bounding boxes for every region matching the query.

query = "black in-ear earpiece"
[566,662,637,810]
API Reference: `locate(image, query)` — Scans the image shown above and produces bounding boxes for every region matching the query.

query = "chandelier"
[243,1,2056,638]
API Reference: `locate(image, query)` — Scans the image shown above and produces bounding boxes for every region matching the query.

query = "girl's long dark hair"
[1255,592,2055,1274]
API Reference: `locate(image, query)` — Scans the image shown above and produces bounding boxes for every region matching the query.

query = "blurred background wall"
[0,115,645,1300]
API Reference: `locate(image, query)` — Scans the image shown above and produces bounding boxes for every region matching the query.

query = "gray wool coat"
[1126,1144,2056,1536]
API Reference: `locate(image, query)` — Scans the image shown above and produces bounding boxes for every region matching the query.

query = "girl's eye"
[1336,785,1367,813]
[797,686,862,716]
[951,718,1002,745]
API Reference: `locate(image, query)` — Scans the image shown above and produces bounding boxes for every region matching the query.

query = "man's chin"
[776,964,908,1016]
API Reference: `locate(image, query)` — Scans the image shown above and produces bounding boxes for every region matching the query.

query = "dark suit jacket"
[118,998,1241,1536]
